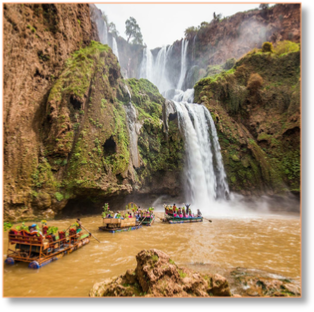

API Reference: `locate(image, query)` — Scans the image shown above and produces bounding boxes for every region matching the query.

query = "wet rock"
[212,274,232,296]
[90,249,232,297]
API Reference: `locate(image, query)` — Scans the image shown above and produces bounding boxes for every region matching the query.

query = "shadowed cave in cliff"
[70,95,82,110]
[103,136,117,156]
[57,193,178,218]
[168,112,177,122]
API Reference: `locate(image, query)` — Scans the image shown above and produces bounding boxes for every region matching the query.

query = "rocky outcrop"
[194,46,300,197]
[90,249,232,297]
[90,250,301,298]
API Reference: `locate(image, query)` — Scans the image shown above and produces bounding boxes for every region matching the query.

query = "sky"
[95,3,261,48]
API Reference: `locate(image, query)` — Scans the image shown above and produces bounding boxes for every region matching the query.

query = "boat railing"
[7,230,82,262]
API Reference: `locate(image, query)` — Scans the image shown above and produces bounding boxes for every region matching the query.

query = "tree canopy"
[125,17,143,45]
[108,22,119,37]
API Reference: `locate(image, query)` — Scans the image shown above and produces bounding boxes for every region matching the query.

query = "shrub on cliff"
[262,42,273,53]
[247,73,263,93]
[274,40,300,56]
[223,58,236,70]
[184,26,198,40]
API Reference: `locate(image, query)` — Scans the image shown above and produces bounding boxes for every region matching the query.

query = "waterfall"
[192,34,197,62]
[112,37,120,61]
[139,47,153,82]
[123,85,141,168]
[139,45,174,93]
[177,39,189,90]
[172,100,229,209]
[172,88,194,103]
[95,16,108,45]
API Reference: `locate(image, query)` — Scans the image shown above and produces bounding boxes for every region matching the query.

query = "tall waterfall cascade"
[123,85,141,168]
[176,39,189,90]
[112,37,120,61]
[139,37,230,209]
[140,45,174,93]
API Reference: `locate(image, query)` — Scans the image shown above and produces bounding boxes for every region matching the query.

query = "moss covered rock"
[194,45,300,196]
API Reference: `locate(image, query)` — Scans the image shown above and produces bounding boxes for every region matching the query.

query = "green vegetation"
[178,270,187,279]
[4,222,13,231]
[55,192,64,202]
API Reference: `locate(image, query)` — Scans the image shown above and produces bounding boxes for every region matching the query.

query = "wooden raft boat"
[4,229,91,269]
[139,215,155,226]
[163,213,203,224]
[99,217,142,233]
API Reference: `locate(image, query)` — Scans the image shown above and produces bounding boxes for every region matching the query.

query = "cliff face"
[3,4,183,221]
[3,3,98,220]
[194,46,300,196]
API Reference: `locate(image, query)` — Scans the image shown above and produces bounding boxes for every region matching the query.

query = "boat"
[163,213,203,224]
[139,214,155,226]
[99,217,142,233]
[4,228,91,269]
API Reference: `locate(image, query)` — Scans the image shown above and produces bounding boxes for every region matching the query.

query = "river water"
[3,212,300,297]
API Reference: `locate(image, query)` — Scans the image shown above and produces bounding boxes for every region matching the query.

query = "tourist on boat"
[128,212,132,218]
[188,209,193,218]
[29,224,42,235]
[178,207,183,218]
[173,205,177,217]
[76,219,82,233]
[197,209,202,217]
[114,211,120,218]
[182,207,186,218]
[186,204,190,211]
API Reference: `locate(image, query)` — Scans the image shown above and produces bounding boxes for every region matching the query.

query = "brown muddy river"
[3,212,300,297]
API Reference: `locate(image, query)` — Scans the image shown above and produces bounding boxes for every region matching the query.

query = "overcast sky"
[95,3,261,48]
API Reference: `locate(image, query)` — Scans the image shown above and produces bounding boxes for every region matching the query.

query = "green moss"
[55,192,64,202]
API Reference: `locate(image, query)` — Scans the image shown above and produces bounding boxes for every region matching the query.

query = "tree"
[259,4,269,10]
[108,22,119,37]
[125,17,143,45]
[213,12,222,22]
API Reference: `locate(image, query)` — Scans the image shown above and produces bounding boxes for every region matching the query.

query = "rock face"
[194,46,300,197]
[3,3,98,220]
[186,4,300,71]
[90,249,232,297]
[3,4,184,221]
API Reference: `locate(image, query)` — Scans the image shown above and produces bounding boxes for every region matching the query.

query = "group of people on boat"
[104,206,154,221]
[164,204,202,218]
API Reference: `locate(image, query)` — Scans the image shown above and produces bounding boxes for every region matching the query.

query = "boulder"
[90,249,232,297]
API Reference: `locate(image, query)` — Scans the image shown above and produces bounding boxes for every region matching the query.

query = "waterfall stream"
[172,99,229,209]
[177,39,189,90]
[123,85,141,168]
[139,38,230,210]
[112,37,120,61]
